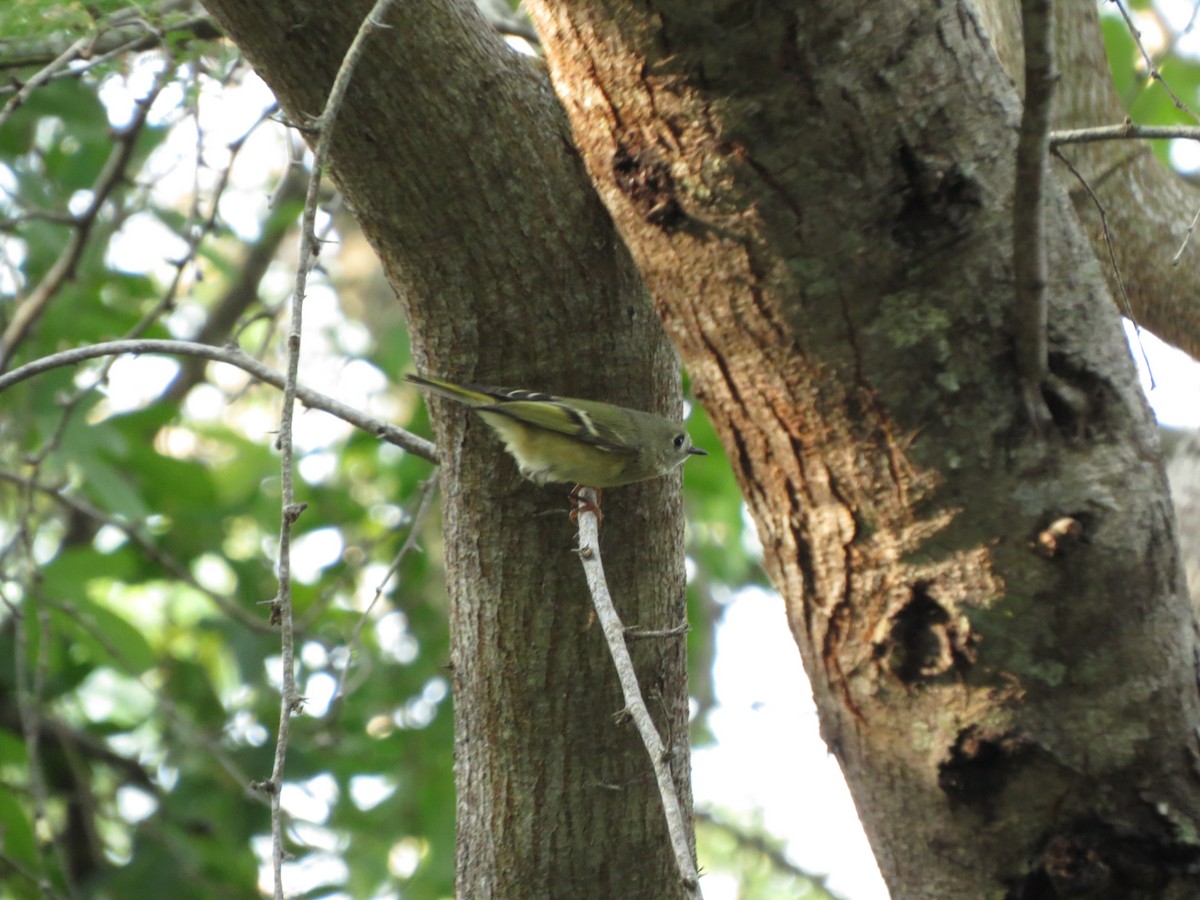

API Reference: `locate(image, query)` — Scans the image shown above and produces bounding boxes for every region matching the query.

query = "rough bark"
[198,0,694,896]
[1167,430,1200,615]
[524,0,1200,896]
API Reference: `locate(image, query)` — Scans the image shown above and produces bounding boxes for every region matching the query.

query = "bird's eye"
[673,434,686,449]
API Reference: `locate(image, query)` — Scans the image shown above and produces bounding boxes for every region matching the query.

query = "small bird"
[406,373,707,489]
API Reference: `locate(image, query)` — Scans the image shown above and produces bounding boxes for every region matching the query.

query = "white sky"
[693,589,888,899]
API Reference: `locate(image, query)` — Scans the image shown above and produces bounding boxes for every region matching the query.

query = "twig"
[0,34,93,130]
[574,488,702,899]
[1,56,265,514]
[1184,0,1200,35]
[1049,121,1200,146]
[625,622,690,639]
[268,2,396,896]
[0,845,66,898]
[0,477,71,894]
[0,338,437,462]
[162,150,302,404]
[121,91,280,350]
[1051,148,1155,388]
[1173,203,1200,266]
[1013,0,1056,431]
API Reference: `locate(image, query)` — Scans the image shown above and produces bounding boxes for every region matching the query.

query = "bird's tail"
[404,373,494,407]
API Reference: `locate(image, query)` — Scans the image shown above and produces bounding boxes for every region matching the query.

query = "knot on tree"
[613,142,685,232]
[1015,820,1200,897]
[892,141,981,251]
[878,582,976,683]
[938,725,1032,813]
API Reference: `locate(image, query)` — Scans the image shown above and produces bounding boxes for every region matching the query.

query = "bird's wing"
[481,398,634,454]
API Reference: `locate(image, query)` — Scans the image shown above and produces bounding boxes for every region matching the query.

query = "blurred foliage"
[1101,1,1200,170]
[0,11,459,896]
[0,1,150,40]
[696,811,841,900]
[0,4,764,898]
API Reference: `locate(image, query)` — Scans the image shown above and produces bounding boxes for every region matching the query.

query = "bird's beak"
[688,447,708,456]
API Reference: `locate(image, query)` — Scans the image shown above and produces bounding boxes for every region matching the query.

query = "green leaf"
[0,787,38,872]
[0,78,108,161]
[43,589,157,676]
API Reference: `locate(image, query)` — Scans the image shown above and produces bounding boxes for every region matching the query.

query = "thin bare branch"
[1173,203,1200,266]
[1051,147,1155,387]
[0,338,436,460]
[2,585,76,899]
[694,809,837,895]
[574,489,702,899]
[1050,122,1200,146]
[122,93,281,348]
[163,153,302,404]
[47,592,263,795]
[0,33,93,128]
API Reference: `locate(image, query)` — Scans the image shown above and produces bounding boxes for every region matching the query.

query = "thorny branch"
[264,1,396,895]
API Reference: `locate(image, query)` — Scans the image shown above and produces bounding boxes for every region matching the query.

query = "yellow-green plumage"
[405,373,706,488]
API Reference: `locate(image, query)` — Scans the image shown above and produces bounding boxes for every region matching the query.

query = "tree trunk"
[199,0,694,895]
[524,0,1200,896]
